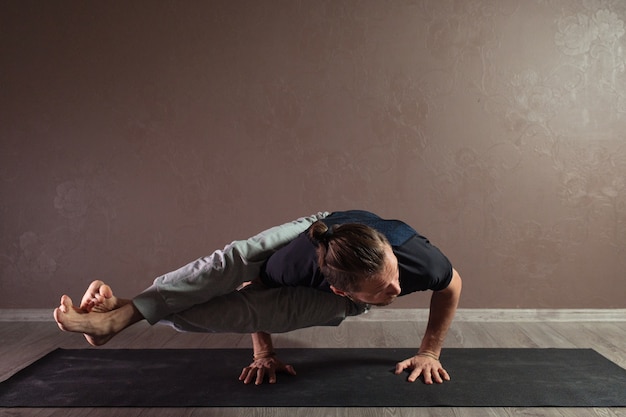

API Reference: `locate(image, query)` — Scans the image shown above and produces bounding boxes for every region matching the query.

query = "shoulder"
[394,234,453,294]
[325,210,418,246]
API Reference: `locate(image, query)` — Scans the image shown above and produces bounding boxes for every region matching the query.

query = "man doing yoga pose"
[54,210,462,385]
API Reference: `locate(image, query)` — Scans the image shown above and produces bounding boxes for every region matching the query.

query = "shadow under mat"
[1,348,626,407]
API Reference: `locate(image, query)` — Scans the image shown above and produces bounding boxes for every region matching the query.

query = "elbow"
[440,268,462,298]
[452,268,462,290]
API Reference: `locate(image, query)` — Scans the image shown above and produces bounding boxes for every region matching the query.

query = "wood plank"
[1,320,625,417]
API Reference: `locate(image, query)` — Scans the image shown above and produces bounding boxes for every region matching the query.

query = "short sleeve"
[394,234,453,294]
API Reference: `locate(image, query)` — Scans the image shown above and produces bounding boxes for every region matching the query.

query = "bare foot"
[54,295,117,346]
[53,282,142,346]
[79,280,122,313]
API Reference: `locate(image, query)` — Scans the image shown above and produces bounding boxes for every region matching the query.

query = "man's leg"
[53,212,329,343]
[133,211,329,324]
[161,283,367,334]
[54,294,142,346]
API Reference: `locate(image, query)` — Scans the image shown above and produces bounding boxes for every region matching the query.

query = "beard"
[346,293,397,307]
[370,296,397,307]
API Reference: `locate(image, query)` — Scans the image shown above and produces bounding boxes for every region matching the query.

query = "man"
[54,210,462,385]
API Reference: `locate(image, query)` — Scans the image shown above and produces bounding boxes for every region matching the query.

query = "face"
[337,245,401,306]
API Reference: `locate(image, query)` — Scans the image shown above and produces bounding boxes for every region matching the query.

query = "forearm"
[419,269,462,357]
[251,331,275,359]
[394,270,461,384]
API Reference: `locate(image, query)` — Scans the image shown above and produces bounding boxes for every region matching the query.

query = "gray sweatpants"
[132,212,365,333]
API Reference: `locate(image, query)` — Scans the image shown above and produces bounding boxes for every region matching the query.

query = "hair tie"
[315,225,334,247]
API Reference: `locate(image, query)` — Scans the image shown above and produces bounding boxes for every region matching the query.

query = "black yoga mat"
[1,348,626,407]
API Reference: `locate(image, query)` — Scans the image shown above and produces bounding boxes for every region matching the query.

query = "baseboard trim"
[1,308,625,322]
[350,308,626,322]
[0,309,55,322]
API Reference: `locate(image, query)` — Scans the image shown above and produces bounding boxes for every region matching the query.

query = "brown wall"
[1,0,625,309]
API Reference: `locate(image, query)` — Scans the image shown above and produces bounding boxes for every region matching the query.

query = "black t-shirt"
[260,210,453,295]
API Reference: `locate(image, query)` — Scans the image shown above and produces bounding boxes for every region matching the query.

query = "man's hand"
[394,354,450,384]
[239,355,296,385]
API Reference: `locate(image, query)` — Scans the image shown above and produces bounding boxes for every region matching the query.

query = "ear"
[330,285,348,297]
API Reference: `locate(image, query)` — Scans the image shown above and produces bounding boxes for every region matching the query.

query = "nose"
[387,280,401,296]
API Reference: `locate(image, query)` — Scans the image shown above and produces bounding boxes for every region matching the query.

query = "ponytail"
[308,221,333,245]
[308,220,389,292]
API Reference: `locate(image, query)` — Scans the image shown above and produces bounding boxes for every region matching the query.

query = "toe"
[53,307,67,330]
[81,280,106,309]
[60,295,73,313]
[99,284,113,299]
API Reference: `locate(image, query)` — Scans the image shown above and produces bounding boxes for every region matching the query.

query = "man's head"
[308,221,401,306]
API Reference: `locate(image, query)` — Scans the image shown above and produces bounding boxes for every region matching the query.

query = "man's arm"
[394,268,462,384]
[239,331,296,385]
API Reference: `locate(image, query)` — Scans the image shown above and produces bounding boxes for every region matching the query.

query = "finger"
[407,367,423,383]
[255,367,265,385]
[285,364,297,376]
[238,367,250,381]
[243,367,257,384]
[394,361,408,375]
[431,368,444,384]
[268,368,277,384]
[440,368,451,382]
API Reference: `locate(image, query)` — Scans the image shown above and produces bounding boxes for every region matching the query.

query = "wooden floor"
[1,315,625,417]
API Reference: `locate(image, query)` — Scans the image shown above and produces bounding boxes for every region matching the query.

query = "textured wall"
[1,0,625,309]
